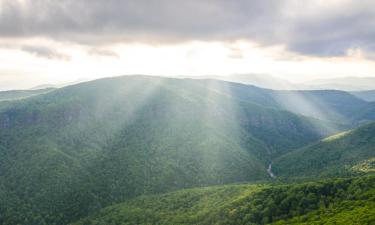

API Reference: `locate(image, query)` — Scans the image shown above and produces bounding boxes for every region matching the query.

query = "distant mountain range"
[184,74,375,91]
[305,77,375,91]
[0,88,55,101]
[183,74,295,90]
[29,78,92,90]
[20,74,375,93]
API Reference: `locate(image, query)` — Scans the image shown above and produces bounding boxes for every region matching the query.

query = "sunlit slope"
[273,122,375,178]
[72,175,375,225]
[71,184,266,225]
[0,76,335,225]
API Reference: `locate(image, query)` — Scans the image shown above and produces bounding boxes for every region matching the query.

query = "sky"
[1,0,375,90]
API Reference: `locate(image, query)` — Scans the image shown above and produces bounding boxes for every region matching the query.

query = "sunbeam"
[271,90,342,134]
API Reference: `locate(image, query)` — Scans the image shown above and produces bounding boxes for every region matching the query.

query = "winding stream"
[267,163,276,178]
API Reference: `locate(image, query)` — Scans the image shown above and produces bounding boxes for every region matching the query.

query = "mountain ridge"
[273,122,375,178]
[0,75,374,225]
[0,75,339,225]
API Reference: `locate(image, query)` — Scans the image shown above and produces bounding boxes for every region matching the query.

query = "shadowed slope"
[352,102,375,123]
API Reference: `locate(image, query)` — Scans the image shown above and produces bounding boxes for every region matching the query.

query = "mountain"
[30,83,59,90]
[0,88,55,102]
[273,122,375,178]
[351,102,375,123]
[351,90,375,102]
[186,74,375,92]
[0,76,341,225]
[302,77,375,91]
[187,74,296,90]
[72,175,375,225]
[267,89,367,124]
[1,75,374,225]
[187,80,368,124]
[183,77,374,125]
[30,78,91,90]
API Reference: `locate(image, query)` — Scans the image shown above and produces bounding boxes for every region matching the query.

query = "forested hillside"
[0,76,340,225]
[270,90,368,124]
[273,122,375,178]
[0,76,374,225]
[352,102,375,123]
[72,175,375,225]
[0,88,54,101]
[186,80,370,124]
[351,90,375,102]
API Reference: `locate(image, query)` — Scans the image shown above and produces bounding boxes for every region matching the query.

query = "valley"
[0,76,374,225]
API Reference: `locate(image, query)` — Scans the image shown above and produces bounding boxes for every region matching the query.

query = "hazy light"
[1,39,375,90]
[272,91,342,135]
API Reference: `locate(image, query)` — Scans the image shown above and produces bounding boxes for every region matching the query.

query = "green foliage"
[0,76,373,224]
[273,200,375,225]
[73,184,267,225]
[204,81,368,124]
[73,175,375,225]
[352,158,375,173]
[273,122,375,178]
[0,76,335,224]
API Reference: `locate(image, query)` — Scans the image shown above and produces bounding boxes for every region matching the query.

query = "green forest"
[0,76,374,225]
[73,175,375,225]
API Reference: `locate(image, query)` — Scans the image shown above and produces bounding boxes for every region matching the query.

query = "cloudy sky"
[1,0,375,89]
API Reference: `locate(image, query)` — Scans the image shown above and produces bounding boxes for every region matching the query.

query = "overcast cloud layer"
[1,0,375,57]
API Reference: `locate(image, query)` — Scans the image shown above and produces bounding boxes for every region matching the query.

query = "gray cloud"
[21,46,70,60]
[88,48,119,58]
[0,0,375,57]
[285,2,375,56]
